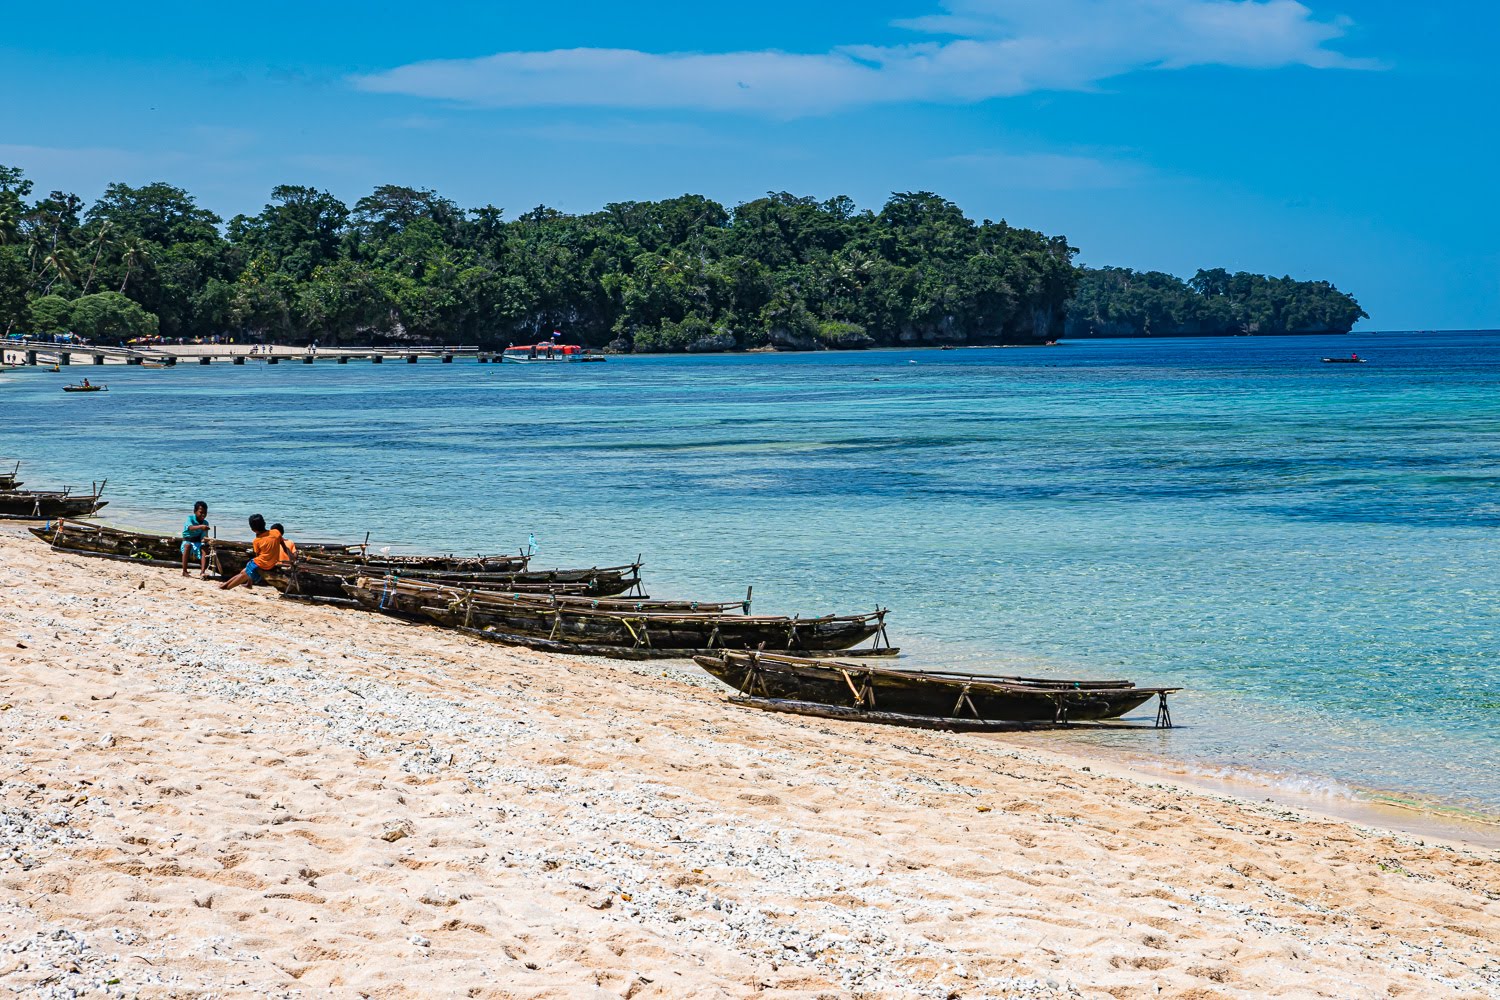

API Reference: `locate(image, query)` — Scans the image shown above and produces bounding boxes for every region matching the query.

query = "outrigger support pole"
[1155,692,1173,729]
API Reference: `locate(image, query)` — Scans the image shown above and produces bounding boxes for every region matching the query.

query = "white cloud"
[934,150,1149,189]
[352,0,1376,115]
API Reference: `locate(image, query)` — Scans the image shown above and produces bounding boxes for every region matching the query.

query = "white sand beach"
[1,525,1496,999]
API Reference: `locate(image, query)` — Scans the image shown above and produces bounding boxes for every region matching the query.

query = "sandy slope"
[0,526,1495,999]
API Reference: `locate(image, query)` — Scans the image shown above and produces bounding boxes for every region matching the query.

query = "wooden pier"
[2,341,483,368]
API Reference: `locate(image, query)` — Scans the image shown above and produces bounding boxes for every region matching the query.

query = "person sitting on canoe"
[269,523,298,565]
[219,513,291,591]
[81,378,90,388]
[180,500,211,578]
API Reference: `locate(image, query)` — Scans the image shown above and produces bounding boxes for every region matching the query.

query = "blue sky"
[2,1,1494,328]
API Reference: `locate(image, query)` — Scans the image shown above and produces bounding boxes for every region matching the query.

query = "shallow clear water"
[4,332,1498,816]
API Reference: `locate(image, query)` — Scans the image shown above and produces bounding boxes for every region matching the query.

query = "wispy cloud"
[934,150,1149,189]
[352,0,1376,116]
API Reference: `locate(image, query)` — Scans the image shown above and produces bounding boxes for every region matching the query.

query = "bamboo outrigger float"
[343,575,895,659]
[694,650,1178,730]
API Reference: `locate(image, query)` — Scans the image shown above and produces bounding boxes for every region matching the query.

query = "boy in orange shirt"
[219,513,291,590]
[269,523,298,565]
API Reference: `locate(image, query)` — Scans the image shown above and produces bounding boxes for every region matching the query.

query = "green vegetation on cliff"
[1066,266,1367,337]
[0,164,1078,350]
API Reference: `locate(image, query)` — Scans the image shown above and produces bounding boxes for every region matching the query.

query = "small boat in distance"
[501,342,605,364]
[139,360,170,369]
[62,382,107,392]
[1321,354,1366,363]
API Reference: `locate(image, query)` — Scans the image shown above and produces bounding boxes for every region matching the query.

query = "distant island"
[0,164,1364,351]
[1065,266,1367,338]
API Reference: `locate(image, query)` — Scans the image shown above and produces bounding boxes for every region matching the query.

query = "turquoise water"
[4,333,1499,816]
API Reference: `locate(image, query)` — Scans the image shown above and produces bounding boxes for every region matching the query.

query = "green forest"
[0,164,1364,351]
[1066,266,1368,338]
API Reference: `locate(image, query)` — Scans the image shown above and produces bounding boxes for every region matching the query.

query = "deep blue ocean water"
[4,331,1498,817]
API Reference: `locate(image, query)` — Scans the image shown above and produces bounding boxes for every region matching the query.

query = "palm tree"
[40,247,77,295]
[118,238,151,294]
[80,222,112,294]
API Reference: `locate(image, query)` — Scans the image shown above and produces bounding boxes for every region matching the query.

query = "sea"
[4,331,1499,826]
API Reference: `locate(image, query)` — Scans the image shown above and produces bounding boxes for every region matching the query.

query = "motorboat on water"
[501,342,605,364]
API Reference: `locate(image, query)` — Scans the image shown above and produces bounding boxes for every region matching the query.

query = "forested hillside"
[0,164,1365,350]
[1065,266,1366,337]
[0,165,1078,351]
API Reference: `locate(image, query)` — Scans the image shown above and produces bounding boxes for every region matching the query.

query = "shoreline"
[1010,735,1500,853]
[13,513,1500,848]
[2,523,1498,996]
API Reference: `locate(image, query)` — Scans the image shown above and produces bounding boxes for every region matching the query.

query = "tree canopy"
[0,164,1363,351]
[1066,266,1366,337]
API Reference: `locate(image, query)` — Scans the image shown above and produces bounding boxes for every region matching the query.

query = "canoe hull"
[1,496,108,520]
[696,652,1170,725]
[29,522,528,578]
[344,579,887,655]
[265,562,642,601]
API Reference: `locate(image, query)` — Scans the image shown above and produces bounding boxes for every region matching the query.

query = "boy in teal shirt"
[181,501,210,578]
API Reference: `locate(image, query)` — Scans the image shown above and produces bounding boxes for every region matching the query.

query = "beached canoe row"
[23,513,1177,730]
[342,575,891,658]
[27,520,892,658]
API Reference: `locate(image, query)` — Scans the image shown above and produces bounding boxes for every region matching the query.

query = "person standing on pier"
[181,500,211,578]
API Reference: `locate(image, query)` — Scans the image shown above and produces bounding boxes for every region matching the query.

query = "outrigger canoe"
[343,575,894,659]
[265,555,644,601]
[1,485,108,520]
[694,650,1178,730]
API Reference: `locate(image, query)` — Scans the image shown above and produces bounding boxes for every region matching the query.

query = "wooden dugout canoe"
[30,520,365,573]
[344,576,891,654]
[263,557,643,601]
[30,520,526,570]
[694,651,1178,728]
[1,488,108,520]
